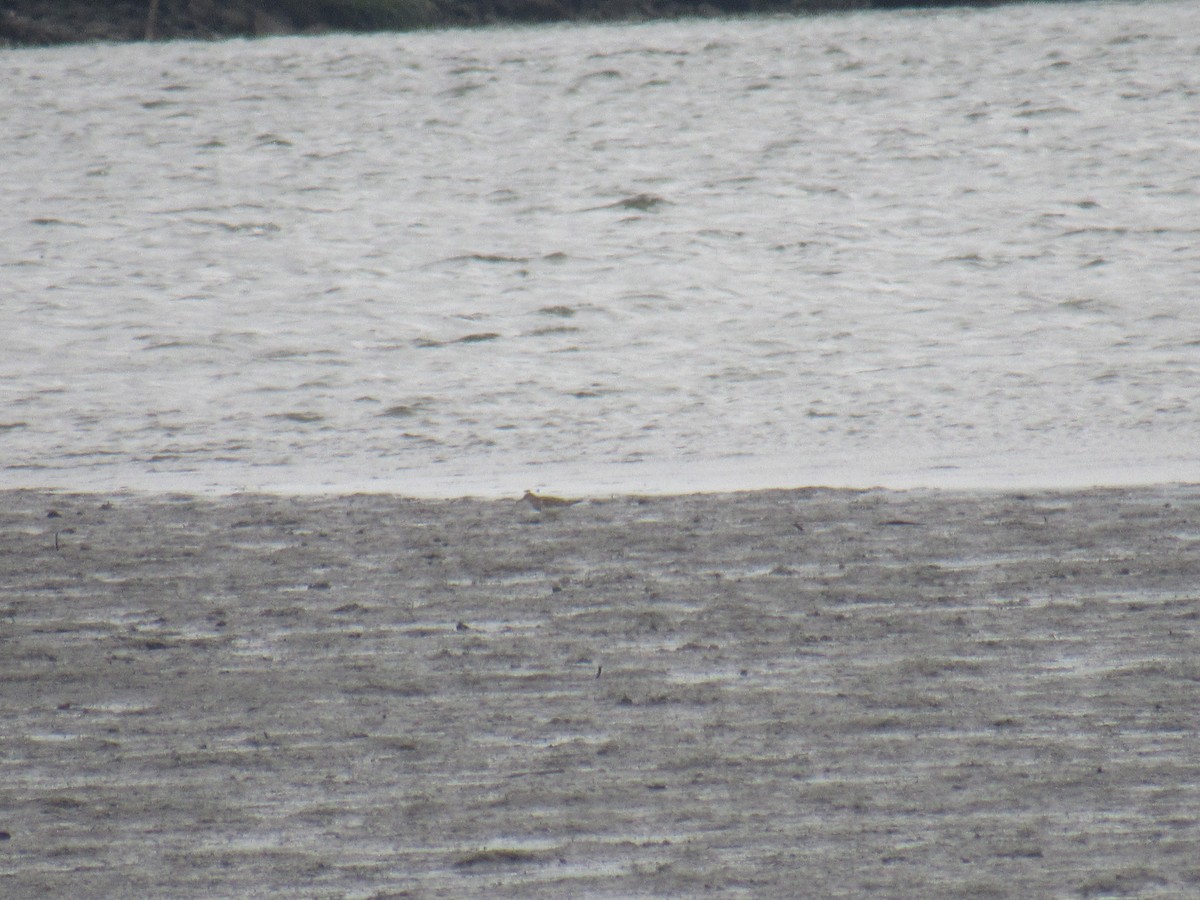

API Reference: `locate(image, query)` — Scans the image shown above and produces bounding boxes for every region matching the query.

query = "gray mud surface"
[2,486,1199,897]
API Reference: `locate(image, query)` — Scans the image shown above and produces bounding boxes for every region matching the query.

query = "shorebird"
[520,490,580,512]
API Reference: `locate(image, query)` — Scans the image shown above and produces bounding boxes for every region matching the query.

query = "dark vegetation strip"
[2,0,1060,47]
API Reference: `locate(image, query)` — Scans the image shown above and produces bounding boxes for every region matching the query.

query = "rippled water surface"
[3,1,1198,495]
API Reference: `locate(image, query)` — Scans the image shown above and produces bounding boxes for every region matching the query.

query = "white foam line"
[5,453,1199,499]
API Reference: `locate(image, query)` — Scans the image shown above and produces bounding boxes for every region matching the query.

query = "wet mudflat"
[2,486,1199,898]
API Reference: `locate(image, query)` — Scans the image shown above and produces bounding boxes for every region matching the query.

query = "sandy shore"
[2,485,1199,897]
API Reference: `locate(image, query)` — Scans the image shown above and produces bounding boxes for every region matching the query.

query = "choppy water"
[2,1,1198,496]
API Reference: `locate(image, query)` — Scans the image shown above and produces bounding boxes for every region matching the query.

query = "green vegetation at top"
[260,0,437,29]
[0,0,1022,46]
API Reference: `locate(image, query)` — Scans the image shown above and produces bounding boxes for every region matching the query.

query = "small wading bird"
[520,490,580,512]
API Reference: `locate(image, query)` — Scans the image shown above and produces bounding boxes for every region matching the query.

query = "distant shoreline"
[3,0,1026,47]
